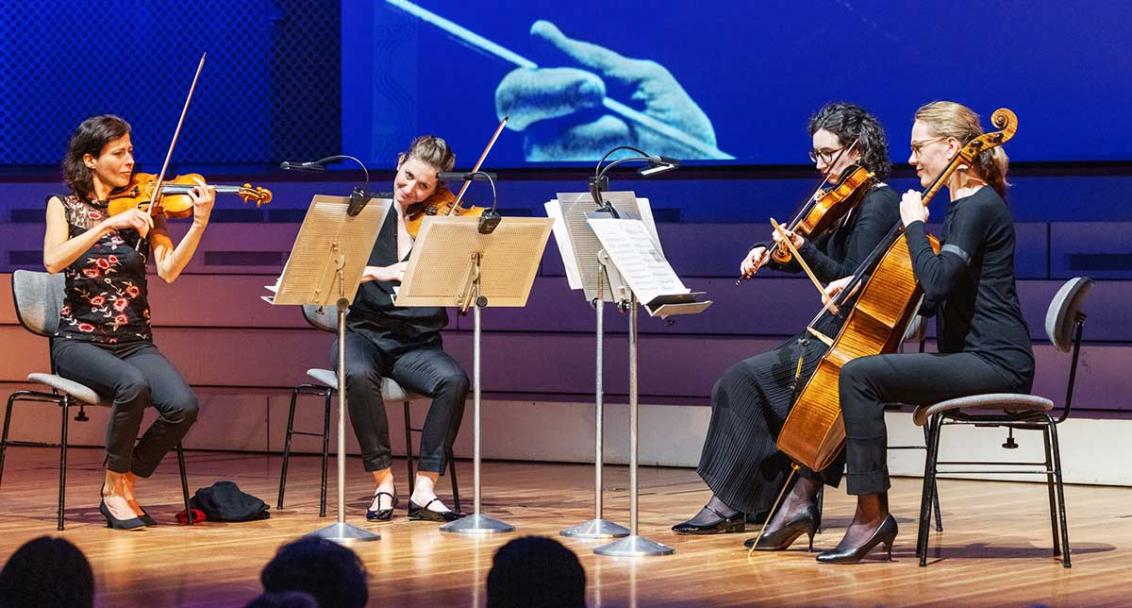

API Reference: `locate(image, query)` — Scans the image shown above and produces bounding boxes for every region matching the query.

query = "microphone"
[438,171,497,182]
[279,160,327,172]
[281,155,372,216]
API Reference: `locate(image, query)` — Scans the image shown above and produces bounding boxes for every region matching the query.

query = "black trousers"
[839,352,1031,495]
[52,339,198,477]
[333,331,468,473]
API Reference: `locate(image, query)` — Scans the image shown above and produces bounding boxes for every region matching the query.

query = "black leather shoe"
[672,505,746,535]
[816,514,898,564]
[366,491,397,521]
[745,503,819,551]
[408,498,462,523]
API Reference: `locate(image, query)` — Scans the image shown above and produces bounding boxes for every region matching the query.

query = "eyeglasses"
[909,137,948,158]
[808,146,845,164]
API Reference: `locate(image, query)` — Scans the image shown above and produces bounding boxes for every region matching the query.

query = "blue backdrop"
[343,0,1132,167]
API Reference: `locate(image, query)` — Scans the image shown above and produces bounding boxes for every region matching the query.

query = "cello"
[775,108,1019,474]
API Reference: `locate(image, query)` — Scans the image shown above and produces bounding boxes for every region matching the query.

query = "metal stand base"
[562,518,630,539]
[308,521,380,543]
[440,513,515,534]
[594,534,673,557]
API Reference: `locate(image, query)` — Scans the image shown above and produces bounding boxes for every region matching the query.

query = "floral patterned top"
[55,195,152,343]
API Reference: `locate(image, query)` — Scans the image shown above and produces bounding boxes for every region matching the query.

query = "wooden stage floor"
[0,448,1128,607]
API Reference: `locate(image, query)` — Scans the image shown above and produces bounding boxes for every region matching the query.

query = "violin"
[405,116,509,238]
[769,164,876,265]
[107,172,272,218]
[405,186,484,238]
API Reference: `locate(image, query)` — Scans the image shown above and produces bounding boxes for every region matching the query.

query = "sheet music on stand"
[545,191,661,302]
[587,217,712,318]
[262,195,390,307]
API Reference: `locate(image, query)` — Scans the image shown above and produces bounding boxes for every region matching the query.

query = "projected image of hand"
[495,20,721,161]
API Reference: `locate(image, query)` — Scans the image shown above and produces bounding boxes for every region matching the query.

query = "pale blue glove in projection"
[496,21,724,161]
[384,0,731,161]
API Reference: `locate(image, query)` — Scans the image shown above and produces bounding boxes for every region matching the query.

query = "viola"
[107,172,272,218]
[769,164,876,265]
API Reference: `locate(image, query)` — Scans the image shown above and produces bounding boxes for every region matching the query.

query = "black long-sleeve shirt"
[904,186,1034,387]
[760,185,901,284]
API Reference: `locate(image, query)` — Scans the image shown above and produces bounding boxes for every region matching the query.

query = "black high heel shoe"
[408,498,462,523]
[135,507,158,527]
[366,491,398,521]
[745,503,819,551]
[672,504,746,535]
[99,488,145,531]
[816,514,898,564]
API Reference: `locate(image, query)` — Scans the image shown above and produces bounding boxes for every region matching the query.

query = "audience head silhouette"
[487,536,586,608]
[260,538,368,608]
[0,536,94,608]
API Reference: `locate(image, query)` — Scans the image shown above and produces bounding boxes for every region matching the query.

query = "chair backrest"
[301,304,340,333]
[11,270,65,337]
[1044,277,1093,352]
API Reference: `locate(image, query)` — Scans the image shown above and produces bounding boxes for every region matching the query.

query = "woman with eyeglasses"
[811,101,1032,563]
[672,103,900,539]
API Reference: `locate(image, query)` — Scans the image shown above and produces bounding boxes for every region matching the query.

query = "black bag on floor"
[190,481,270,522]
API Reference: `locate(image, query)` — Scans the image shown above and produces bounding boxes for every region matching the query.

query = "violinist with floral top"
[44,115,215,529]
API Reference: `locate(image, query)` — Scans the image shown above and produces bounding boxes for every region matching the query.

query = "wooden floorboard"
[0,448,1128,607]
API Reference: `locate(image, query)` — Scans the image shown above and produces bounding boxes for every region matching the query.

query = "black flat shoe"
[672,505,746,535]
[366,491,398,521]
[816,514,898,564]
[745,503,819,551]
[408,498,462,523]
[99,499,146,530]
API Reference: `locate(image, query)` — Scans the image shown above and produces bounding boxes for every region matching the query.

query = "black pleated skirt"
[695,334,843,515]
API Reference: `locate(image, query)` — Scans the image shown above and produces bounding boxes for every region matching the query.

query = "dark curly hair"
[807,102,891,181]
[62,115,132,202]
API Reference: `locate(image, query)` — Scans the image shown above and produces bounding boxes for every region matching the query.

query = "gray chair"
[913,276,1092,568]
[0,270,192,530]
[276,304,460,516]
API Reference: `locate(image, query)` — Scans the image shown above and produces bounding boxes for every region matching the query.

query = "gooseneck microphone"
[281,155,372,216]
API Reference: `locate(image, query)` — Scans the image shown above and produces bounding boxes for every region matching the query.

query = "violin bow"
[134,53,206,250]
[145,53,207,219]
[448,115,508,213]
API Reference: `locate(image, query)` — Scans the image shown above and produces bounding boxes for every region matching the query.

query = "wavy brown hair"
[62,115,131,202]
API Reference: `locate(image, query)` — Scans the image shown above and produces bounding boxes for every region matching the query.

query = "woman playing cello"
[814,101,1033,563]
[672,103,900,535]
[44,115,215,529]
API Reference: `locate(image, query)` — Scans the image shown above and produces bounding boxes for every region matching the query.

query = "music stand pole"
[562,268,629,539]
[441,253,514,534]
[310,243,380,542]
[595,293,673,556]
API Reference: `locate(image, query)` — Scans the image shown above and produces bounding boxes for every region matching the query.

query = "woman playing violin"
[43,115,215,529]
[673,103,900,538]
[334,135,468,523]
[814,101,1032,563]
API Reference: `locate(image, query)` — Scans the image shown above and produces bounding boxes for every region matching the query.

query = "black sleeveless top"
[54,195,152,344]
[346,208,448,347]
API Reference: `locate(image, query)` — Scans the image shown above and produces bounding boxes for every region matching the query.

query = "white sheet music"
[587,218,690,306]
